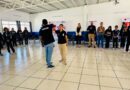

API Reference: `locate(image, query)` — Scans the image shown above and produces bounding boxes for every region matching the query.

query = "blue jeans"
[97,34,104,48]
[44,43,54,66]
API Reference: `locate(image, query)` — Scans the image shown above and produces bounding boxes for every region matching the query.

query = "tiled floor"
[0,42,130,90]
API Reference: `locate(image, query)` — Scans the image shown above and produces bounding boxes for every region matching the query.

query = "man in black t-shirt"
[55,24,68,65]
[39,19,55,68]
[87,22,97,48]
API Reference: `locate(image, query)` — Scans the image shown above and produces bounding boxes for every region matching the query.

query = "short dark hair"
[3,27,9,31]
[59,24,63,27]
[115,25,118,28]
[42,19,48,25]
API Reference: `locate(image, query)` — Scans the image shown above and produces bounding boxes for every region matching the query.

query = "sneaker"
[47,65,55,68]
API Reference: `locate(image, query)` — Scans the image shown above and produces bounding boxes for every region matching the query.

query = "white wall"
[0,7,30,32]
[30,6,85,32]
[87,0,130,29]
[30,0,130,32]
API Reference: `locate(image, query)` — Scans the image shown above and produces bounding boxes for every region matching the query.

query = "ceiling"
[0,0,115,14]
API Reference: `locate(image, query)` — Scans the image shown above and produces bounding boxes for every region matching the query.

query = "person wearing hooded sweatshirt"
[104,26,113,48]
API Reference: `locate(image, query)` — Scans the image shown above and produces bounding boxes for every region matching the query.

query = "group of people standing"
[0,27,29,56]
[76,22,130,52]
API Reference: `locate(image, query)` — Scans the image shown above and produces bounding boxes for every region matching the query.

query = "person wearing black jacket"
[39,19,55,68]
[113,25,120,49]
[17,29,23,45]
[0,32,4,56]
[126,26,130,52]
[10,28,17,47]
[120,23,127,48]
[3,27,15,54]
[23,27,29,45]
[104,26,113,48]
[87,22,97,48]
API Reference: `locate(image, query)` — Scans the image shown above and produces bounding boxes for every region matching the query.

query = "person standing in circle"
[104,26,113,48]
[87,22,97,48]
[17,29,23,45]
[97,22,105,48]
[3,27,15,54]
[55,24,68,65]
[10,28,17,47]
[23,27,29,45]
[76,23,82,48]
[39,19,55,68]
[126,26,130,52]
[0,32,4,56]
[113,25,120,49]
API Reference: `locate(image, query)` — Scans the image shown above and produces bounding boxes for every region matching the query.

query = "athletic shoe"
[48,65,55,68]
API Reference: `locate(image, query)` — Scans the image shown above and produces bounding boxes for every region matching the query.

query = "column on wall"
[83,5,88,30]
[29,22,32,32]
[16,21,21,30]
[0,20,2,32]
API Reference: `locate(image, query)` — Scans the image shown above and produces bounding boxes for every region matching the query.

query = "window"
[2,21,17,31]
[21,22,30,32]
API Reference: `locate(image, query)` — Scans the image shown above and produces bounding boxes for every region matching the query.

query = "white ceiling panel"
[0,0,114,14]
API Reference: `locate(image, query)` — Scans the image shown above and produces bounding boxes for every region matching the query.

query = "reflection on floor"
[0,43,130,90]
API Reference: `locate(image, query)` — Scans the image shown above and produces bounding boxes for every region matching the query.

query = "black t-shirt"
[105,29,112,37]
[56,30,67,44]
[39,24,55,45]
[87,25,96,34]
[113,30,119,38]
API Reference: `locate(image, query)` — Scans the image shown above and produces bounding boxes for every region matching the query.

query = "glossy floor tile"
[0,42,130,90]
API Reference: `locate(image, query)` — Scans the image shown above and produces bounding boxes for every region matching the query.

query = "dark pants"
[24,38,28,45]
[126,39,130,52]
[12,38,17,46]
[76,36,81,45]
[105,37,111,48]
[97,34,104,48]
[19,38,23,45]
[6,42,15,53]
[120,37,126,48]
[0,42,2,54]
[113,38,118,48]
